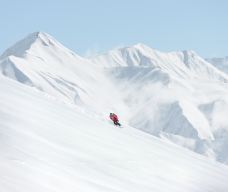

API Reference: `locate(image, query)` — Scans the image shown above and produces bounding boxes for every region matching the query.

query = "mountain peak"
[31,31,50,38]
[0,32,64,59]
[28,31,57,45]
[181,50,198,57]
[118,43,156,54]
[26,31,50,43]
[132,43,152,50]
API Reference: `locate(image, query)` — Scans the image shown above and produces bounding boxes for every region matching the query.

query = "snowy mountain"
[1,32,228,191]
[1,32,228,165]
[206,57,228,74]
[0,32,125,115]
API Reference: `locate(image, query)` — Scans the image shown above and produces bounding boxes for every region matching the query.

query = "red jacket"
[110,113,118,122]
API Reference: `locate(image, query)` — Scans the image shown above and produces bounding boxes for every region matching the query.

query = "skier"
[109,113,121,126]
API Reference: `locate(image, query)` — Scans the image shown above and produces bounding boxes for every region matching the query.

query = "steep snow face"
[199,99,228,163]
[206,57,228,74]
[1,75,228,192]
[132,100,213,140]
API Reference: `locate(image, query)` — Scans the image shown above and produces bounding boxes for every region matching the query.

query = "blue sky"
[0,0,227,58]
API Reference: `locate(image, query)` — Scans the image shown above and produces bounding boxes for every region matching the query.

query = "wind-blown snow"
[1,32,228,191]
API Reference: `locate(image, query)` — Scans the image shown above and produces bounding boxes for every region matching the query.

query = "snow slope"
[1,74,228,192]
[1,32,228,166]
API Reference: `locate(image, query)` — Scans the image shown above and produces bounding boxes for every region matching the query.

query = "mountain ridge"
[91,42,228,83]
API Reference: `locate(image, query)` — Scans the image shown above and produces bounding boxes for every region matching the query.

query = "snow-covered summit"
[0,32,74,58]
[0,32,99,106]
[0,32,42,58]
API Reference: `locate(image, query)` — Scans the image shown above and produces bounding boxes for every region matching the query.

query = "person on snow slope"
[109,113,121,126]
